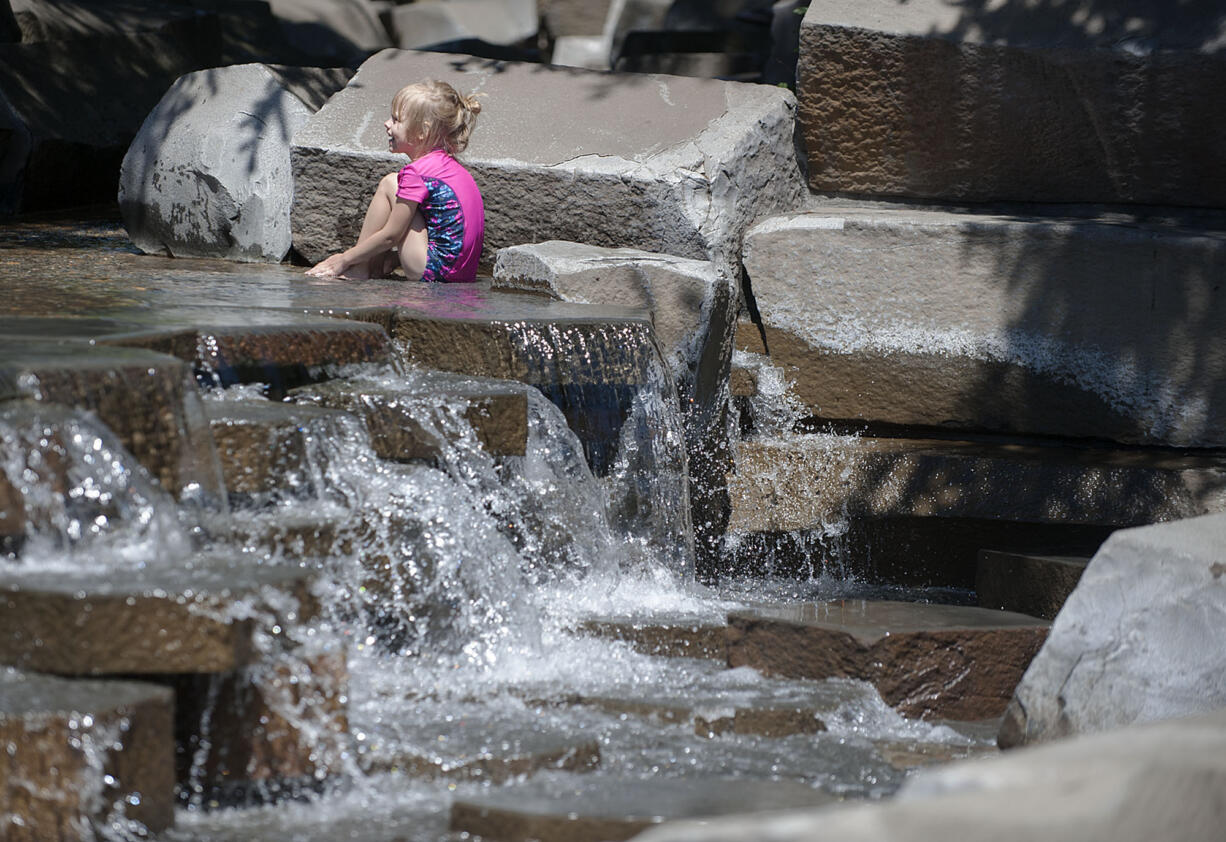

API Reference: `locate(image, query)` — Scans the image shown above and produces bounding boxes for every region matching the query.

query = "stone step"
[740,207,1226,448]
[726,601,1050,720]
[795,2,1226,207]
[574,614,729,660]
[449,775,836,842]
[172,649,350,807]
[0,668,175,839]
[0,560,317,675]
[291,48,804,274]
[557,657,872,739]
[727,432,1226,583]
[204,399,362,502]
[0,339,223,499]
[356,712,601,783]
[976,550,1090,622]
[288,369,530,462]
[102,315,393,395]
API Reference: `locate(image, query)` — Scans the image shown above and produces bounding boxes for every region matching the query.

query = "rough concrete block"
[267,0,392,64]
[119,63,352,263]
[796,0,1226,206]
[0,669,175,840]
[741,208,1226,448]
[290,48,805,275]
[1000,512,1226,747]
[728,434,1226,536]
[726,601,1049,720]
[289,372,530,461]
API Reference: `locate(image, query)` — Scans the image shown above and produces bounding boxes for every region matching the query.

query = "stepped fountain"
[4,1,1226,840]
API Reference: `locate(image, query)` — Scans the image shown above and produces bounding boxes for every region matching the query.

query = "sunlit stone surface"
[726,601,1049,720]
[0,668,175,839]
[119,63,351,262]
[740,208,1226,448]
[290,48,805,271]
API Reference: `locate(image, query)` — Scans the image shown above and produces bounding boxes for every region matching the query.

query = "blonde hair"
[390,79,482,156]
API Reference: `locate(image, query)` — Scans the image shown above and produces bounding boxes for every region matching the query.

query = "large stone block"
[289,371,530,461]
[102,317,394,394]
[0,13,223,212]
[119,63,352,262]
[741,208,1226,448]
[976,550,1088,622]
[0,669,175,840]
[796,1,1226,206]
[493,241,735,431]
[173,649,350,803]
[0,341,223,499]
[726,601,1049,720]
[291,48,805,274]
[540,0,614,37]
[1000,512,1226,747]
[0,563,318,675]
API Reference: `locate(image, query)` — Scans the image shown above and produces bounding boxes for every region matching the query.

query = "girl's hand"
[306,254,349,278]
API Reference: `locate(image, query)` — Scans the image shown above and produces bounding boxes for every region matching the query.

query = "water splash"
[0,403,195,570]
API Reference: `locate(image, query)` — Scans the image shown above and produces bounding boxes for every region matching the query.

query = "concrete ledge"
[796,1,1226,206]
[740,208,1226,448]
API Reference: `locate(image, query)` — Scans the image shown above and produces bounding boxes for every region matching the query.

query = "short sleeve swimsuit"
[395,149,485,283]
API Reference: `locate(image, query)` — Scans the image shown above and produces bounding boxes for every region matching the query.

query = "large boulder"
[740,207,1226,448]
[796,0,1226,206]
[119,63,352,262]
[999,512,1226,747]
[290,48,805,275]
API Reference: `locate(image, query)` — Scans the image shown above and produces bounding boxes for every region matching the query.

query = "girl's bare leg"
[343,172,400,280]
[397,210,429,281]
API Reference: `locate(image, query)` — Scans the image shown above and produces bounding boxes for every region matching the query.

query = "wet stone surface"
[0,667,176,838]
[726,601,1050,720]
[0,560,317,675]
[450,775,837,842]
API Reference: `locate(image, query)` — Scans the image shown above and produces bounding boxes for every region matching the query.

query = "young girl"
[307,80,485,282]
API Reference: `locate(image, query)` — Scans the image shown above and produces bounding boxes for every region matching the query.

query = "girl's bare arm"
[307,198,419,278]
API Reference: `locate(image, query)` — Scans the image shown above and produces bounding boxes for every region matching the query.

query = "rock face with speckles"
[796,0,1226,206]
[726,601,1050,720]
[119,63,352,262]
[0,670,175,840]
[1000,512,1226,747]
[290,48,805,274]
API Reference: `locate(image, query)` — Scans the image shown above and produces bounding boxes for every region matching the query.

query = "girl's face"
[385,112,424,157]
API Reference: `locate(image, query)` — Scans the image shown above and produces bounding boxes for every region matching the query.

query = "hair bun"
[463,93,482,116]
